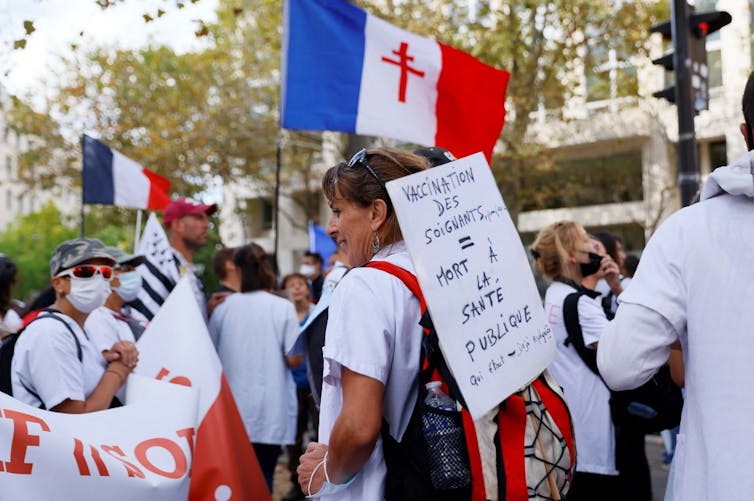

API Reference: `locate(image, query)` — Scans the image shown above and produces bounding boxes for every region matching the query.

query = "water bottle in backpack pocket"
[421,381,471,490]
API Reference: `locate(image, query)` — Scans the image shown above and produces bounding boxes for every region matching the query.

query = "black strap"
[18,310,84,408]
[562,289,602,376]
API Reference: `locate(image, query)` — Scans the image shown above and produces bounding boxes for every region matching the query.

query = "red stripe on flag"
[142,168,171,211]
[435,44,510,162]
[189,375,271,501]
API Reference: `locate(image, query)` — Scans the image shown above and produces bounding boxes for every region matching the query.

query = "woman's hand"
[601,256,623,294]
[104,340,139,369]
[298,442,328,496]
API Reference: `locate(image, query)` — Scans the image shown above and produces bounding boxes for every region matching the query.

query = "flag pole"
[274,131,282,265]
[134,209,143,253]
[80,134,85,237]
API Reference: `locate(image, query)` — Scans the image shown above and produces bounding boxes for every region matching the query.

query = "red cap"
[163,197,218,228]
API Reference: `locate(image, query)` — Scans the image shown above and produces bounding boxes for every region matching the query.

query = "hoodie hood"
[701,150,754,201]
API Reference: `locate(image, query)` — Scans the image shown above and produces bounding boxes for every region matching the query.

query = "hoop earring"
[371,232,381,254]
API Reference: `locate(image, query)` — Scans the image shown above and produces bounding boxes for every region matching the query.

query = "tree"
[0,202,136,301]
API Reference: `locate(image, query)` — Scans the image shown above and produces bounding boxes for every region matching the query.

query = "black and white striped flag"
[130,213,180,320]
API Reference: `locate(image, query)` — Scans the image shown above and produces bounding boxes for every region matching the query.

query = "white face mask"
[114,271,142,302]
[299,264,316,277]
[67,276,111,314]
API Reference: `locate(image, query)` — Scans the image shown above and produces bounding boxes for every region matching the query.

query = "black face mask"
[579,252,603,278]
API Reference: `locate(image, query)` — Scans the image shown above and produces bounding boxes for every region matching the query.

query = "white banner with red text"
[0,375,197,500]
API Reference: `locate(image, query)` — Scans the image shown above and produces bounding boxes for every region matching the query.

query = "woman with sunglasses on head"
[297,148,428,499]
[530,222,621,500]
[11,238,139,413]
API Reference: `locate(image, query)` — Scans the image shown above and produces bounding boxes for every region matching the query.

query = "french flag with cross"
[281,0,510,162]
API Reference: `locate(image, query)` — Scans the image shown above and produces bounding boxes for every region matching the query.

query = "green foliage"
[0,202,136,302]
[0,202,76,301]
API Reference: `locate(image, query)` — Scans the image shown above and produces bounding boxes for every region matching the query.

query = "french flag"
[281,0,510,161]
[82,135,171,210]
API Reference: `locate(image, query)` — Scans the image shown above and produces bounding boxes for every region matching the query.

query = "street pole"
[672,0,699,207]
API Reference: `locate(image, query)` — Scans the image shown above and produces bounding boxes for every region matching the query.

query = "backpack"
[0,309,82,400]
[562,289,683,434]
[366,261,575,501]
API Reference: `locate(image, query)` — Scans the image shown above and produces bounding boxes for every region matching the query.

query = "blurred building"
[516,0,750,250]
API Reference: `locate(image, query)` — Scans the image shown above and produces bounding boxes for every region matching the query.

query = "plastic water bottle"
[422,381,470,490]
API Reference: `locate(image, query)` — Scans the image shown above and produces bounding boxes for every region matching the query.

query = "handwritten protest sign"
[0,375,197,500]
[386,152,555,419]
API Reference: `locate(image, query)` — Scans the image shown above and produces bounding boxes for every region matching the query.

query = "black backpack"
[0,310,82,402]
[562,289,683,434]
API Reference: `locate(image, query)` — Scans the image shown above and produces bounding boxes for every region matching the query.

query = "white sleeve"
[281,301,302,355]
[323,269,397,385]
[597,302,677,391]
[21,320,86,409]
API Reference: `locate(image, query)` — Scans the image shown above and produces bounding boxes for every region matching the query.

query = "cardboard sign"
[386,152,555,418]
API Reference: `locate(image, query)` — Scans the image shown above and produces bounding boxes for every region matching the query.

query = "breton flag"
[136,277,271,501]
[82,134,171,210]
[130,213,180,321]
[308,221,337,267]
[281,0,510,161]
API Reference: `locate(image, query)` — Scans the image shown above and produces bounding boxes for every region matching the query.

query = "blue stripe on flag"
[309,221,337,268]
[282,0,366,132]
[82,135,115,205]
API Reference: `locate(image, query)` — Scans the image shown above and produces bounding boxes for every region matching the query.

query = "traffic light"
[650,4,731,112]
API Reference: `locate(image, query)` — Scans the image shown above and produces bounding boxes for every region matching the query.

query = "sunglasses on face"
[56,265,113,280]
[346,149,394,217]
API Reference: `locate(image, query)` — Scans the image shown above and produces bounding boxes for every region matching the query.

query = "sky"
[0,0,219,101]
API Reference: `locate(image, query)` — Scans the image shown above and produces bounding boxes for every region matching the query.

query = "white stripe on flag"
[356,14,440,146]
[135,213,180,319]
[112,149,151,209]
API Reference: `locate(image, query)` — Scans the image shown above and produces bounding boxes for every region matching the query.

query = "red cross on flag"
[282,0,510,162]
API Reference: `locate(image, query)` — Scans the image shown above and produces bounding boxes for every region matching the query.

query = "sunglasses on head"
[56,265,113,280]
[346,149,394,217]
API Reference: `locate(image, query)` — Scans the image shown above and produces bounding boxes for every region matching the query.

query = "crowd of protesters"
[5,70,754,500]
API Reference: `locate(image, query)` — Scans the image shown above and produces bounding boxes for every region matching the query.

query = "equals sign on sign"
[459,236,474,250]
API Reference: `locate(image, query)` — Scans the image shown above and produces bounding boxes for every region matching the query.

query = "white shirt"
[598,176,754,500]
[209,290,300,445]
[317,241,423,500]
[321,260,348,299]
[544,281,617,475]
[2,309,21,335]
[12,312,105,409]
[85,306,136,354]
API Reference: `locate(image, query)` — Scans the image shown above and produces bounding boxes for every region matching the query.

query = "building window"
[586,44,638,103]
[5,155,10,178]
[520,151,644,211]
[709,140,727,170]
[5,189,11,211]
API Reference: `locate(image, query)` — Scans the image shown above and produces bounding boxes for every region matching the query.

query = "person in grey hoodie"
[597,70,754,501]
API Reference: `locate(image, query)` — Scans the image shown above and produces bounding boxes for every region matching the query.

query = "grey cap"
[49,238,116,277]
[105,246,146,268]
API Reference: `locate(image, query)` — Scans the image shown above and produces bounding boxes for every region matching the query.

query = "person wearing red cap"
[163,197,218,316]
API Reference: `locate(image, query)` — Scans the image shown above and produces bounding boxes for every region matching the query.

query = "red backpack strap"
[498,394,529,501]
[364,261,426,314]
[365,260,487,500]
[532,377,576,484]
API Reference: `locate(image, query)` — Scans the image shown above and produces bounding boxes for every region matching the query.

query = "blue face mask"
[114,271,142,302]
